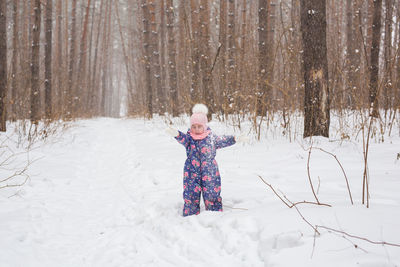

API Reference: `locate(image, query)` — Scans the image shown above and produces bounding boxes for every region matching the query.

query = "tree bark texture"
[226,0,236,112]
[200,0,213,112]
[0,0,7,130]
[369,0,382,117]
[45,0,53,118]
[31,0,41,124]
[68,0,77,117]
[218,0,227,113]
[76,0,92,115]
[149,0,164,114]
[142,0,153,117]
[166,0,179,116]
[383,0,393,111]
[258,0,269,116]
[190,0,200,103]
[11,0,19,121]
[300,0,330,138]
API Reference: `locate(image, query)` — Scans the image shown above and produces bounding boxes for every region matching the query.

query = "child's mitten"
[235,134,249,144]
[166,126,179,137]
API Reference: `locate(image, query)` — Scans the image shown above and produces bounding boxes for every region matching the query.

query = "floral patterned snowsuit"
[175,129,235,216]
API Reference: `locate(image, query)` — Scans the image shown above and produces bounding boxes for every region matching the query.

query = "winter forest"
[0,0,400,266]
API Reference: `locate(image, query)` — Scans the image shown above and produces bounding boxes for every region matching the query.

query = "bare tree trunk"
[142,0,153,117]
[290,0,301,110]
[31,0,41,124]
[397,2,400,111]
[190,0,200,104]
[76,0,92,116]
[149,0,164,114]
[20,0,31,119]
[218,0,227,114]
[366,0,374,58]
[369,0,382,117]
[89,0,104,116]
[54,0,63,116]
[67,0,77,117]
[200,0,213,112]
[346,0,362,109]
[45,0,53,119]
[177,0,188,112]
[86,0,95,115]
[300,0,330,138]
[345,0,354,108]
[267,0,276,110]
[258,0,269,116]
[383,0,393,112]
[160,0,167,112]
[100,0,112,116]
[237,1,247,112]
[64,0,69,113]
[11,0,19,121]
[0,0,7,130]
[166,0,178,116]
[226,0,236,113]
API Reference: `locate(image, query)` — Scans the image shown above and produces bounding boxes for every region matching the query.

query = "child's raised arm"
[166,126,189,147]
[214,135,236,149]
[175,130,190,147]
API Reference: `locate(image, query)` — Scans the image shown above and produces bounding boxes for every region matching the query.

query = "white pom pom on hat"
[192,103,208,115]
[190,104,208,127]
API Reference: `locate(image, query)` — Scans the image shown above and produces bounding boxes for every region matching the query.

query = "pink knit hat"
[190,104,208,128]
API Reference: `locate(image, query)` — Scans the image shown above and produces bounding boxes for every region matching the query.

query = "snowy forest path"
[38,119,152,266]
[63,118,178,266]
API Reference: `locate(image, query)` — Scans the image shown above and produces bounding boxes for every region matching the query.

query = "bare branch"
[307,144,322,204]
[313,147,354,205]
[257,175,321,234]
[257,175,400,250]
[316,225,400,248]
[257,174,331,208]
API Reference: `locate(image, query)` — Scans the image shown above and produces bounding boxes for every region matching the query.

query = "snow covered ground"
[0,117,399,267]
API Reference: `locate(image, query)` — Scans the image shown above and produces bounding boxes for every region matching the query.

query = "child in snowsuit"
[167,104,236,216]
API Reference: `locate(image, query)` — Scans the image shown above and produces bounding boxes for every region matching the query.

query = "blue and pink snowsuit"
[175,129,235,216]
